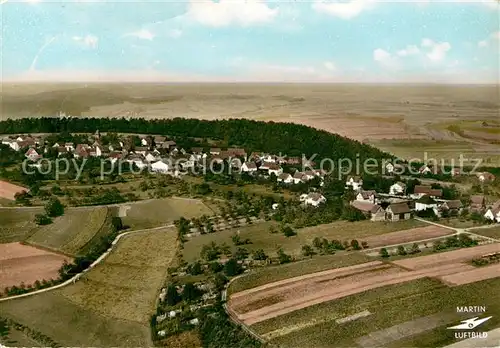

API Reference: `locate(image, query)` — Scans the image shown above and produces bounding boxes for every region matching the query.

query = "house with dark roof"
[385,202,412,221]
[469,195,486,212]
[277,173,293,184]
[356,190,377,204]
[415,195,438,212]
[411,185,442,199]
[350,201,386,221]
[439,200,462,216]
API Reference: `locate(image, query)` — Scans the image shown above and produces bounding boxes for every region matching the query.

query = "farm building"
[350,201,386,221]
[484,201,500,223]
[415,195,439,212]
[411,185,443,199]
[304,193,326,207]
[385,202,412,221]
[356,190,377,204]
[389,182,406,195]
[470,195,486,212]
[346,176,363,191]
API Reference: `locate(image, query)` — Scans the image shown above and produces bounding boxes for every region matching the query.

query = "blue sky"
[1,0,499,83]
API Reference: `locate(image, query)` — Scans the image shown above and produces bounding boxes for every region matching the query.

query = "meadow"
[27,207,109,255]
[120,197,214,230]
[182,219,425,263]
[0,228,178,346]
[0,207,43,243]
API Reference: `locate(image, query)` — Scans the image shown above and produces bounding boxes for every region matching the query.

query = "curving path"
[0,224,174,303]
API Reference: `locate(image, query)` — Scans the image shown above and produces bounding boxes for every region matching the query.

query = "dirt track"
[230,243,500,326]
[439,263,500,286]
[362,226,453,248]
[0,243,71,288]
[392,243,500,270]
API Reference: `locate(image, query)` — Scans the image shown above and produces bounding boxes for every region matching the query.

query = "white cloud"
[168,29,182,39]
[421,38,451,61]
[396,45,420,57]
[312,0,374,20]
[373,48,391,63]
[125,29,155,41]
[477,31,500,48]
[324,61,336,71]
[478,40,488,48]
[72,34,98,49]
[187,0,278,27]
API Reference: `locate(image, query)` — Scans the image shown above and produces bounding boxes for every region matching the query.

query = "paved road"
[441,327,500,348]
[0,224,174,303]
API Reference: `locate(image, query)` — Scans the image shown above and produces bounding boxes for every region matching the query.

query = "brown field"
[439,263,500,286]
[0,242,71,288]
[361,225,454,248]
[2,83,499,165]
[229,243,500,325]
[0,180,28,200]
[391,242,500,270]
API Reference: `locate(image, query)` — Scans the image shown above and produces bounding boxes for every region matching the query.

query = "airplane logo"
[447,316,493,330]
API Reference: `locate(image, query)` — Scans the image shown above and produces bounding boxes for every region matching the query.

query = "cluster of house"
[347,176,500,223]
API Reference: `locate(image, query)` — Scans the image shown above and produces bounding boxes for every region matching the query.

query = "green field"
[0,292,150,346]
[228,252,371,295]
[0,207,43,243]
[0,228,178,346]
[471,226,500,240]
[252,277,500,347]
[120,197,214,230]
[183,219,424,263]
[27,207,109,255]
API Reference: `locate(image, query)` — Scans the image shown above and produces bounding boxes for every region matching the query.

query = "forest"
[0,117,391,164]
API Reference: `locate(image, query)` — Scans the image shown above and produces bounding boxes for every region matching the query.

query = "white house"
[293,172,307,184]
[262,154,277,163]
[477,172,496,183]
[389,182,406,195]
[277,173,294,184]
[2,138,20,151]
[303,171,317,181]
[151,160,170,173]
[140,137,149,146]
[134,160,149,170]
[415,195,438,212]
[268,164,283,177]
[299,193,308,202]
[145,152,159,162]
[419,165,432,174]
[305,193,326,207]
[272,203,280,210]
[385,162,395,174]
[25,148,40,161]
[346,176,363,191]
[259,161,273,171]
[356,190,376,204]
[64,143,75,152]
[241,162,258,173]
[484,201,500,223]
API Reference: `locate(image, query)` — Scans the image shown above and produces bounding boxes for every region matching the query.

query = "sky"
[1,0,499,83]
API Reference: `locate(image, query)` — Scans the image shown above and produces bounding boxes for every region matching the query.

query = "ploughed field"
[0,242,71,288]
[228,243,500,326]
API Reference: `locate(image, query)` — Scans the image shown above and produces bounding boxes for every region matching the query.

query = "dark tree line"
[0,117,391,165]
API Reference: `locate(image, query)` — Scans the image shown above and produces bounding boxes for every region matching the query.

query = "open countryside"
[1,1,499,346]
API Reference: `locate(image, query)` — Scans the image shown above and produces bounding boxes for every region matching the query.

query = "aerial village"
[2,132,499,223]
